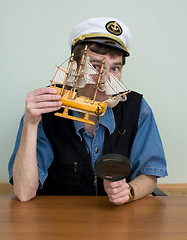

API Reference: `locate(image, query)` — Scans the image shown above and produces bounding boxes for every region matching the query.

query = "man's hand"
[24,87,62,125]
[104,179,130,205]
[104,175,158,206]
[13,87,62,202]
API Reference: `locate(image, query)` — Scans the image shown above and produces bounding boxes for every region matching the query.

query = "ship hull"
[51,85,108,117]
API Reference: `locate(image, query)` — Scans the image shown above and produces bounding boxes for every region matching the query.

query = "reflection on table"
[0,194,187,240]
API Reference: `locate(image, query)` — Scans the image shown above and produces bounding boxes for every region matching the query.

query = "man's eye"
[112,67,118,72]
[92,65,100,71]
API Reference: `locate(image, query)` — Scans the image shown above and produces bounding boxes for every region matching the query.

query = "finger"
[33,93,61,103]
[27,100,62,111]
[26,93,61,107]
[107,187,130,205]
[26,104,62,118]
[27,87,58,97]
[32,106,63,115]
[104,180,129,196]
[111,187,130,199]
[107,183,128,195]
[109,195,130,205]
[104,179,126,189]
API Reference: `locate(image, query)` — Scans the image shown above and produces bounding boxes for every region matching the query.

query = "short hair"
[72,42,126,66]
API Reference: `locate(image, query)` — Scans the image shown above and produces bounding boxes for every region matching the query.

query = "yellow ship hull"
[51,85,108,125]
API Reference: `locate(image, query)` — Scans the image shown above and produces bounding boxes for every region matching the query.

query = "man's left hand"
[104,179,130,205]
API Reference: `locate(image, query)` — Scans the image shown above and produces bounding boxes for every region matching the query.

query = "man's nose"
[106,71,111,82]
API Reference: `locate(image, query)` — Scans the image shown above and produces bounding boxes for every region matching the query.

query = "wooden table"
[0,195,187,240]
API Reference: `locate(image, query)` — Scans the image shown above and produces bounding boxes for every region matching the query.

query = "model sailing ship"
[50,45,130,125]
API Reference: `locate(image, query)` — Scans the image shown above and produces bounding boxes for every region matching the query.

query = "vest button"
[95,148,99,153]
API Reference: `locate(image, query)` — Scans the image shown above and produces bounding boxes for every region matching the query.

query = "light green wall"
[0,0,186,183]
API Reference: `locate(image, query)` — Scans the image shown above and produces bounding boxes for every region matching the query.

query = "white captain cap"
[69,17,132,57]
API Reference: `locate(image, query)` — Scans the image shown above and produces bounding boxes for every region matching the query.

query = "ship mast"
[92,55,106,103]
[60,53,75,96]
[71,45,88,99]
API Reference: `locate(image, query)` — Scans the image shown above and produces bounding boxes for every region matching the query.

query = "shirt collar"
[73,107,115,139]
[99,107,115,134]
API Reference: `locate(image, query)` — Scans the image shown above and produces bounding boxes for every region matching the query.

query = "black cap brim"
[72,38,130,57]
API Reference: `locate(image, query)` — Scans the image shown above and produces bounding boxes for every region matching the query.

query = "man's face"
[78,48,123,102]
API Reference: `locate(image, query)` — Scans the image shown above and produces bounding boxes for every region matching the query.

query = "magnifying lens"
[94,153,132,181]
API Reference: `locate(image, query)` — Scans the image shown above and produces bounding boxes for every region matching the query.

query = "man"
[8,17,167,205]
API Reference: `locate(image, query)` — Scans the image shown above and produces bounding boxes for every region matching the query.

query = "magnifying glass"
[94,153,132,182]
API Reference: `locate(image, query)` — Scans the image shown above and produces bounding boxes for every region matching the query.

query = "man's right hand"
[24,87,62,125]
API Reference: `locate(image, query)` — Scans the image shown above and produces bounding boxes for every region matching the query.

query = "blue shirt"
[8,97,168,188]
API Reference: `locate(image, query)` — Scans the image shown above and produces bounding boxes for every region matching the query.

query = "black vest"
[37,91,142,196]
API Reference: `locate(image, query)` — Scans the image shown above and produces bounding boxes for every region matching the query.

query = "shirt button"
[95,148,99,153]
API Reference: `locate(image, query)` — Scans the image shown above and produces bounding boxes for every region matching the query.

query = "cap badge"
[105,21,122,36]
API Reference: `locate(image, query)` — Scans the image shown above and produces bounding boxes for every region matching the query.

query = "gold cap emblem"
[105,21,122,36]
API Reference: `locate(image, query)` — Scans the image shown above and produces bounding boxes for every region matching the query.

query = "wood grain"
[0,194,187,240]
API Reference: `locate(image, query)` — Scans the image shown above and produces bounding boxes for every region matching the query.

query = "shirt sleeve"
[129,98,168,180]
[8,116,54,189]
